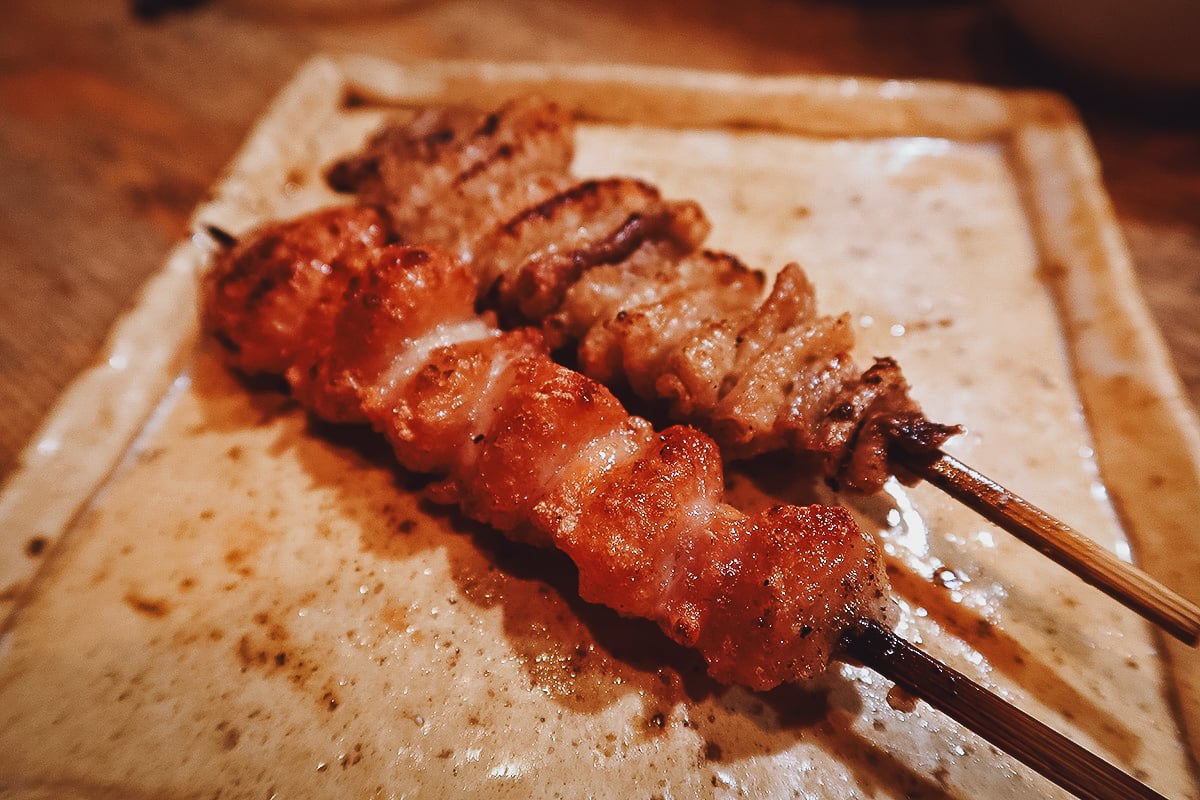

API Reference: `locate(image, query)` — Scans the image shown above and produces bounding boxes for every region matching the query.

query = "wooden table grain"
[1,0,1197,483]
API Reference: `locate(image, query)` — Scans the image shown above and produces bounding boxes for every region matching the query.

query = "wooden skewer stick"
[888,440,1200,647]
[841,618,1167,800]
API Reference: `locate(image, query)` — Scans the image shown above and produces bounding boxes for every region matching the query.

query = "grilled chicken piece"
[327,96,576,264]
[470,177,709,321]
[202,205,393,423]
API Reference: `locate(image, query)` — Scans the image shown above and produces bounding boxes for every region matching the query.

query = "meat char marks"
[327,96,960,493]
[326,96,576,266]
[204,207,891,691]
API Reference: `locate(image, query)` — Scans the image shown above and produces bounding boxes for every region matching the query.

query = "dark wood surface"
[2,0,1197,482]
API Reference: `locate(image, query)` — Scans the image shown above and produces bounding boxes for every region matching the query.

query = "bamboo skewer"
[889,438,1200,647]
[841,618,1168,800]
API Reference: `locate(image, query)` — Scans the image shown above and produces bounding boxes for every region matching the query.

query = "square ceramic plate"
[1,57,1198,799]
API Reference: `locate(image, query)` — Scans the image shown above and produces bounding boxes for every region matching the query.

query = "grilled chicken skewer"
[326,96,1200,645]
[204,206,885,688]
[202,209,1167,800]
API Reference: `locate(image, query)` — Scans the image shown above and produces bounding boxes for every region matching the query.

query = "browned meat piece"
[545,243,765,355]
[203,208,892,690]
[556,426,888,688]
[326,96,575,263]
[201,205,392,422]
[311,244,488,425]
[377,328,546,477]
[470,178,710,320]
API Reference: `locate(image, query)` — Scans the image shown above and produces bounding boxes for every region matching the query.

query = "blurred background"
[1,0,1197,481]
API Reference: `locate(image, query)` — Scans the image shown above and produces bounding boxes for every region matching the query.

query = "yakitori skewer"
[203,210,1168,800]
[323,95,1200,644]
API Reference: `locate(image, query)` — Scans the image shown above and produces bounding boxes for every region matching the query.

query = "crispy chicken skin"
[202,205,392,423]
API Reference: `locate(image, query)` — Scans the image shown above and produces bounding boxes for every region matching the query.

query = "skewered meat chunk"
[203,208,892,690]
[470,177,710,321]
[326,98,959,493]
[202,205,393,423]
[327,95,576,264]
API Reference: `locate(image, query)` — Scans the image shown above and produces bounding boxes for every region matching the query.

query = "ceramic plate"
[1,57,1198,799]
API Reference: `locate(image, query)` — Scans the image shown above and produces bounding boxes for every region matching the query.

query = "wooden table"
[2,0,1197,482]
